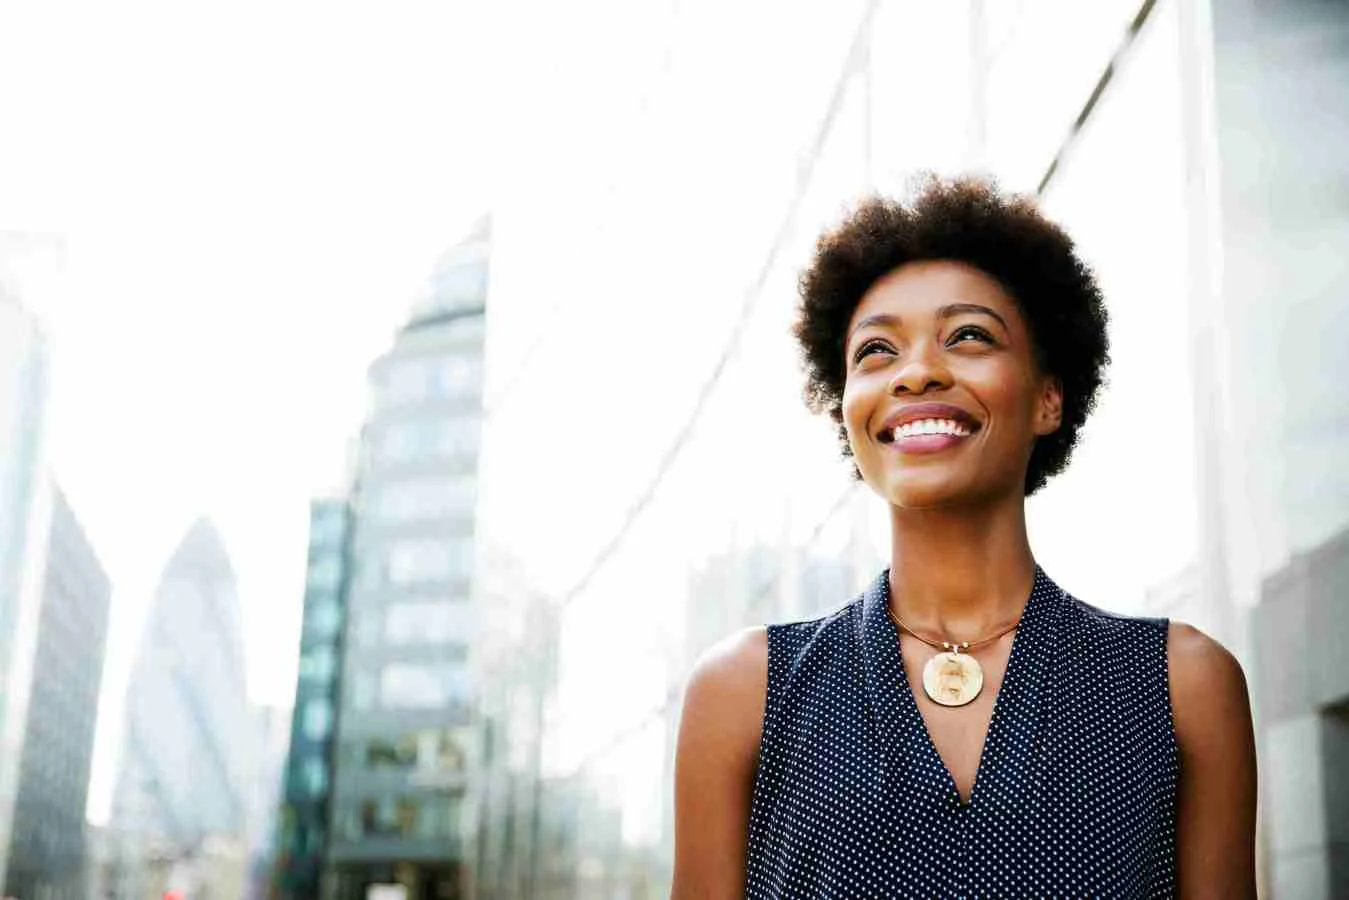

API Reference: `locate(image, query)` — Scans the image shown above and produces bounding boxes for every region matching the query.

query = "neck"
[887,493,1036,642]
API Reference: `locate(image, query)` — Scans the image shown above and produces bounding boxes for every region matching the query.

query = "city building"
[244,703,293,900]
[0,285,52,888]
[2,487,111,900]
[324,219,490,899]
[471,550,561,900]
[274,498,352,899]
[1249,528,1349,897]
[108,518,254,899]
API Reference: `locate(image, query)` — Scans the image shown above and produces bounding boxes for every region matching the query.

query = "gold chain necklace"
[888,607,1020,708]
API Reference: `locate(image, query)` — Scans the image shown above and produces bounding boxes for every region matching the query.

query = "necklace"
[888,606,1020,708]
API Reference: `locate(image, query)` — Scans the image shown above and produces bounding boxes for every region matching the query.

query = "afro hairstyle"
[792,174,1109,495]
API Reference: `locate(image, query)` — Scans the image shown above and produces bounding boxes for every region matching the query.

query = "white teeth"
[892,418,972,441]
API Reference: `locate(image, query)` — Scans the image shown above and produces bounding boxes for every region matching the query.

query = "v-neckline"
[857,566,1059,812]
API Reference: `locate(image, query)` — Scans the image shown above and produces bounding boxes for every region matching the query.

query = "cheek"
[840,383,869,444]
[967,362,1035,416]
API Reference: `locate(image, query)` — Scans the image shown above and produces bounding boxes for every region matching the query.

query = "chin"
[871,470,975,510]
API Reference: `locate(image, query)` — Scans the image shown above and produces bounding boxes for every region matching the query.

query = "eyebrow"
[938,303,1009,330]
[847,304,1010,344]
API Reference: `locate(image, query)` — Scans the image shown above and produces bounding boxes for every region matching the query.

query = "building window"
[302,698,333,739]
[429,357,482,399]
[306,555,343,591]
[309,506,346,547]
[379,355,482,407]
[299,646,336,684]
[386,538,473,586]
[357,795,460,840]
[360,797,420,838]
[375,416,481,466]
[365,730,466,775]
[302,757,328,796]
[378,663,471,711]
[383,359,429,406]
[384,600,471,645]
[304,598,341,639]
[415,796,462,840]
[366,734,419,768]
[370,476,477,523]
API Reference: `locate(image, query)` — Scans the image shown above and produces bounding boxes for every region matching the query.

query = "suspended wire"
[1035,0,1159,197]
[551,0,884,615]
[565,479,862,777]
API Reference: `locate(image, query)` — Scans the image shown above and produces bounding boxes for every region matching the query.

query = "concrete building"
[2,487,111,900]
[0,290,52,887]
[1250,529,1349,898]
[275,498,352,899]
[1206,2,1349,895]
[324,219,490,899]
[471,550,561,900]
[109,518,253,899]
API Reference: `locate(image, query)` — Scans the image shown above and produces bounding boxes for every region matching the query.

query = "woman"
[671,176,1256,898]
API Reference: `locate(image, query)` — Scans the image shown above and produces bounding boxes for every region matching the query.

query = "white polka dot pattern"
[745,567,1179,898]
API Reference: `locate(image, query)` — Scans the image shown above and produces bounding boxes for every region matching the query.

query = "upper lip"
[877,402,981,439]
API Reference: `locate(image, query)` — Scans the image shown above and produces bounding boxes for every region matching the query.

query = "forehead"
[847,260,1023,333]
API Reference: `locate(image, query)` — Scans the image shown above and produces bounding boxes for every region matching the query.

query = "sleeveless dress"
[745,566,1179,899]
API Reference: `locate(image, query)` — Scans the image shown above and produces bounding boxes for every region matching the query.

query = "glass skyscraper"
[3,486,111,900]
[109,518,253,899]
[276,498,352,898]
[0,290,51,888]
[323,219,489,900]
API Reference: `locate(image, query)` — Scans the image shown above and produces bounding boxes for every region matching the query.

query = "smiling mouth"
[878,417,978,444]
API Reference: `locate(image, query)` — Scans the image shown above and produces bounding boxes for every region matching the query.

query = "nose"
[889,341,952,396]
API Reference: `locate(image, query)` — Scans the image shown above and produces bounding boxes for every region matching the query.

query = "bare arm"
[1169,622,1258,899]
[670,627,768,900]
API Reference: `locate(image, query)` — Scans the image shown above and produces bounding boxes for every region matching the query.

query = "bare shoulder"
[672,627,769,896]
[1167,623,1258,896]
[1167,621,1252,742]
[682,626,769,732]
[675,629,767,816]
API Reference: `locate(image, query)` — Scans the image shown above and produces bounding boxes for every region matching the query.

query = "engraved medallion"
[921,650,983,707]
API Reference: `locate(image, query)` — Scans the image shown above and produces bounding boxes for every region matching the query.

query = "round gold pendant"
[921,651,984,707]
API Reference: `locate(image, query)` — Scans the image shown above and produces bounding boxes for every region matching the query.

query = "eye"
[947,325,994,346]
[852,338,894,365]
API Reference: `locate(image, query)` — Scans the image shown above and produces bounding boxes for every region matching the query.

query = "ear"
[1034,375,1063,436]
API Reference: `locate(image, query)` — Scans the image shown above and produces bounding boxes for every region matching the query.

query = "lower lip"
[889,433,971,454]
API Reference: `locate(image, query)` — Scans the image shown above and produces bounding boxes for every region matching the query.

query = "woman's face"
[841,260,1062,510]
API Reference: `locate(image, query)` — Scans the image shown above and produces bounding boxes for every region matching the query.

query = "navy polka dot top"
[746,566,1179,898]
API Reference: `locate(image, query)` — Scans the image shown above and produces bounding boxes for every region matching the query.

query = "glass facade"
[109,518,253,897]
[0,296,50,887]
[276,498,352,898]
[3,487,111,900]
[322,222,489,900]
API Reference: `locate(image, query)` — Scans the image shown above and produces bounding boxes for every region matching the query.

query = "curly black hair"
[793,174,1110,495]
